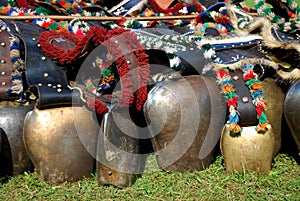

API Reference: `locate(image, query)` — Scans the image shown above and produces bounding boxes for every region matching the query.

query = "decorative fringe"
[195,22,228,37]
[277,68,300,81]
[214,60,271,135]
[215,67,242,136]
[86,98,108,116]
[39,26,150,113]
[16,0,30,9]
[242,61,269,133]
[214,58,279,71]
[39,30,81,62]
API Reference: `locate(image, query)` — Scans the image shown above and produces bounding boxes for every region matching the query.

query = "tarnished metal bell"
[0,101,34,177]
[221,124,275,173]
[262,78,285,156]
[144,75,226,172]
[23,106,99,184]
[284,80,300,155]
[220,78,283,173]
[97,108,146,188]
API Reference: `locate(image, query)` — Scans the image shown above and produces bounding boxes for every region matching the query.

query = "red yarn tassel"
[149,0,183,13]
[17,0,30,9]
[87,99,108,116]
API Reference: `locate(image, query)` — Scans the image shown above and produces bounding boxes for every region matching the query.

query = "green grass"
[0,153,299,201]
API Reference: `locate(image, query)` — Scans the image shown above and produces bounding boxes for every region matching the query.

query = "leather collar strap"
[5,20,69,87]
[4,20,82,108]
[230,70,258,126]
[0,28,15,100]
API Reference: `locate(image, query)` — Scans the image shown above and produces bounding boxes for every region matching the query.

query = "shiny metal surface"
[262,78,285,156]
[221,125,275,173]
[0,101,34,175]
[144,75,226,172]
[23,106,98,184]
[284,80,300,154]
[97,109,145,188]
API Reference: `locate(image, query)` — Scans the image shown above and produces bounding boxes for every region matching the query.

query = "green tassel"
[224,91,237,99]
[47,22,59,31]
[258,111,268,124]
[102,69,111,77]
[202,44,212,50]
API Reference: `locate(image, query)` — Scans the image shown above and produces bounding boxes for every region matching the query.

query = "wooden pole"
[0,14,198,21]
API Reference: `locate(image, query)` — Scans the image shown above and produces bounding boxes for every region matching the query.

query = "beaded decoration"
[132,29,201,71]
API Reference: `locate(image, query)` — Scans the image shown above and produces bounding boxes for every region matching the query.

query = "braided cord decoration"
[215,67,242,136]
[242,61,269,133]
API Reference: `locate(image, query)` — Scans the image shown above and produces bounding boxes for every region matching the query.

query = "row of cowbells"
[0,75,292,187]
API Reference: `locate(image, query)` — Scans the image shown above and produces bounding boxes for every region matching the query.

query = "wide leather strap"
[37,86,82,109]
[134,26,206,75]
[4,20,82,108]
[5,20,69,86]
[152,26,206,73]
[214,39,264,63]
[230,70,258,126]
[0,28,14,100]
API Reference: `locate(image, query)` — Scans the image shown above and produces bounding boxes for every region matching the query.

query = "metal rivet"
[32,37,36,41]
[47,83,52,87]
[37,43,41,47]
[242,96,249,103]
[29,94,36,100]
[1,82,5,86]
[57,88,62,93]
[38,83,43,86]
[52,85,57,88]
[127,60,131,64]
[232,75,239,80]
[41,56,46,61]
[43,73,49,77]
[57,84,62,88]
[0,42,5,47]
[190,47,194,50]
[1,72,5,75]
[232,44,235,47]
[108,171,112,176]
[1,59,5,64]
[115,40,118,43]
